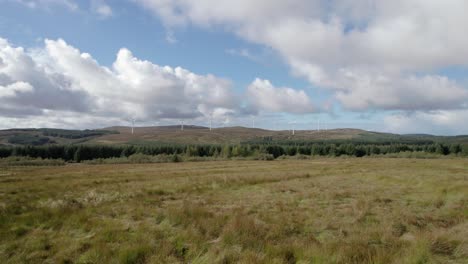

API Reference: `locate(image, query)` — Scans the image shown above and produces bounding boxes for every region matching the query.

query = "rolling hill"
[1,126,468,146]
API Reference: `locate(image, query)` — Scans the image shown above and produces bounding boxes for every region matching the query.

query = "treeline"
[244,137,436,145]
[0,142,467,162]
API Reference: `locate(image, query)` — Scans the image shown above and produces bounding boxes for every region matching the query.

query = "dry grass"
[0,158,467,263]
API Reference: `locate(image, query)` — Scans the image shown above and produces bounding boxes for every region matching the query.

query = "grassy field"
[0,159,467,263]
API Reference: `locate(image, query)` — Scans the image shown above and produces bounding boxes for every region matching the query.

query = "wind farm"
[1,1,468,263]
[3,124,468,147]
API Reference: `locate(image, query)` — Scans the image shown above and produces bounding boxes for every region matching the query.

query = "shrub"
[128,153,153,163]
[254,153,275,161]
[171,154,182,163]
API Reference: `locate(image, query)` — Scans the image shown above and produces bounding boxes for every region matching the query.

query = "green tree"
[449,144,461,155]
[221,145,231,158]
[74,146,82,163]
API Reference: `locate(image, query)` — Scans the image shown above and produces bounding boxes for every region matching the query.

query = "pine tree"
[74,147,82,163]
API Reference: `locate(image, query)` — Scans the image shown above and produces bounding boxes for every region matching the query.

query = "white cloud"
[135,0,320,28]
[0,81,33,97]
[384,110,468,135]
[43,38,239,120]
[226,48,261,64]
[12,0,78,10]
[316,69,468,111]
[0,38,93,117]
[0,37,247,127]
[247,78,314,114]
[91,0,112,18]
[0,109,129,129]
[135,0,468,112]
[165,31,177,44]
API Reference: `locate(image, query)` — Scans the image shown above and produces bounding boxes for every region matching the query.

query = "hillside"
[1,126,468,146]
[93,126,389,145]
[0,128,117,146]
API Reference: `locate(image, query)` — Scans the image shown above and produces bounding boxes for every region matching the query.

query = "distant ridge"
[1,126,468,146]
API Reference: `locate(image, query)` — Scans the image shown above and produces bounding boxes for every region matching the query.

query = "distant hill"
[0,128,118,146]
[1,126,467,146]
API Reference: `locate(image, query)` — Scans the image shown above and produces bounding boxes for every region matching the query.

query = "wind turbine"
[131,118,135,135]
[316,89,322,133]
[252,116,255,129]
[223,118,230,128]
[180,120,184,131]
[290,121,296,135]
[209,115,213,131]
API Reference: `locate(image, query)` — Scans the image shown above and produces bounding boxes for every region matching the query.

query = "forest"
[0,141,466,163]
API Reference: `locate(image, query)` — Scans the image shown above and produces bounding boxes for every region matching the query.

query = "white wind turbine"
[180,120,184,131]
[209,115,213,131]
[130,118,136,135]
[223,118,230,128]
[316,89,322,133]
[290,120,296,135]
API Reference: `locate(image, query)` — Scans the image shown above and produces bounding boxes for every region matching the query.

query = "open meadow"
[0,158,467,263]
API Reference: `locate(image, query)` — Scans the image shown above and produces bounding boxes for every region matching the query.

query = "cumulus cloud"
[135,0,468,112]
[0,38,93,117]
[42,38,239,120]
[0,37,249,127]
[0,82,33,98]
[247,78,314,114]
[317,70,468,111]
[384,110,468,135]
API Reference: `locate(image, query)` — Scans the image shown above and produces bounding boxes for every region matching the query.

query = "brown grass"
[0,158,467,263]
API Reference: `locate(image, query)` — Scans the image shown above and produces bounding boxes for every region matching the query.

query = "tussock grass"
[0,158,467,263]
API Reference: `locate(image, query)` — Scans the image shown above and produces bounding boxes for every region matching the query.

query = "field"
[0,159,467,263]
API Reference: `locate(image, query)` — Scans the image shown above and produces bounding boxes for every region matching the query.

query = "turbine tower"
[252,117,255,129]
[180,120,184,131]
[131,118,135,135]
[209,116,213,131]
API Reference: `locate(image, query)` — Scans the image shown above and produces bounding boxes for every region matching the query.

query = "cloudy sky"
[1,0,468,135]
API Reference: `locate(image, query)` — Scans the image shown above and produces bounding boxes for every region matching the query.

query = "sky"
[1,0,468,135]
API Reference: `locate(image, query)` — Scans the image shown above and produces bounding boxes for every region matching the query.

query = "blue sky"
[1,0,467,135]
